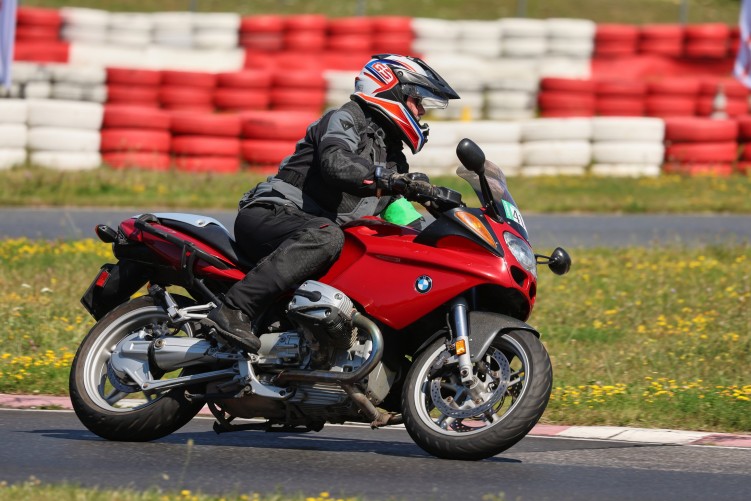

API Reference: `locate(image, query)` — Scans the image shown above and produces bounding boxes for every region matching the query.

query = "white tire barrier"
[522,140,592,166]
[500,18,548,38]
[24,82,52,99]
[591,164,661,177]
[0,99,29,123]
[521,118,592,141]
[477,143,523,171]
[591,117,665,142]
[27,99,104,129]
[591,142,665,164]
[28,127,101,152]
[0,124,28,148]
[403,146,457,177]
[453,121,522,143]
[30,151,102,170]
[520,165,587,176]
[0,149,27,170]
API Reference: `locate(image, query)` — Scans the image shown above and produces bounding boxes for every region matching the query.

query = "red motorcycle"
[70,139,571,460]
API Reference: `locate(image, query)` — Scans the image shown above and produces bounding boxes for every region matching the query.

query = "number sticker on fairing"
[501,200,527,232]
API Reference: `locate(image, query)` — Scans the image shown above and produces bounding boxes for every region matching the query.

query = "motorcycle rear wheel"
[402,329,552,460]
[69,295,206,442]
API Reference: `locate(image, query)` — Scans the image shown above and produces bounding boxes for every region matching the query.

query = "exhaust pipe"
[274,313,383,385]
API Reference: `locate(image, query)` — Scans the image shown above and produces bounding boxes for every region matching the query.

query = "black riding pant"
[224,202,344,320]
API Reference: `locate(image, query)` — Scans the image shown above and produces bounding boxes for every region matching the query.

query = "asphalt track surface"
[1,408,750,501]
[1,207,750,248]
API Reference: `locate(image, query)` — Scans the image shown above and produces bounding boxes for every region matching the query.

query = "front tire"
[402,329,552,460]
[69,295,205,442]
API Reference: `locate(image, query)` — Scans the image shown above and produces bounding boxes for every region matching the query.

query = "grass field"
[2,166,751,213]
[20,0,743,24]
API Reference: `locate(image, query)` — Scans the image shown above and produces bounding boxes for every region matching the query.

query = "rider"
[205,54,460,353]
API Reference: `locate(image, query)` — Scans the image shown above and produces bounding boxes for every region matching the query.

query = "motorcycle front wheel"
[69,295,206,442]
[402,329,552,460]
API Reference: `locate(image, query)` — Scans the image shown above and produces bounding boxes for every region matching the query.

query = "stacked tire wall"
[3,6,749,176]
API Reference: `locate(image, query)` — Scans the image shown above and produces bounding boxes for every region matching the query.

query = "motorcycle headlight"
[503,232,537,278]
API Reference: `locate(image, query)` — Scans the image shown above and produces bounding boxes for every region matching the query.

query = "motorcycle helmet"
[353,54,460,153]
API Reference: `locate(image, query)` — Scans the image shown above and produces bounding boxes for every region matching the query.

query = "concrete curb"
[2,393,750,448]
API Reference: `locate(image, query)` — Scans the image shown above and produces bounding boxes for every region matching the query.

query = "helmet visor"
[402,84,450,109]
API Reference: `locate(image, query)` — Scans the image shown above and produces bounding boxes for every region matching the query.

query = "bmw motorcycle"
[70,139,571,461]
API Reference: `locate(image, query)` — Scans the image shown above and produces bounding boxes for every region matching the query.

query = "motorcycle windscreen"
[456,161,530,242]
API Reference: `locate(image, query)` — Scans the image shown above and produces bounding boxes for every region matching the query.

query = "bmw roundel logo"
[415,275,432,294]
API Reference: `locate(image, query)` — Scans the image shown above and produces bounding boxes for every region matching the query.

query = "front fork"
[450,297,476,388]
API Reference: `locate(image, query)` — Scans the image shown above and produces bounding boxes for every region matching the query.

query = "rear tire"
[402,329,552,460]
[69,295,205,441]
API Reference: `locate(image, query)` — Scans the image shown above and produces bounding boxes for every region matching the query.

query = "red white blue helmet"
[352,54,460,153]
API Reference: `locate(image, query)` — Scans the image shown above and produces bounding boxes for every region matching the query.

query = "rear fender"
[81,261,149,320]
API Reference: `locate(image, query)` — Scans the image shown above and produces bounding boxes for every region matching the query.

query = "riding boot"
[205,303,261,353]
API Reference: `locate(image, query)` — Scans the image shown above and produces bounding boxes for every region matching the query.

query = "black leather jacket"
[240,99,408,224]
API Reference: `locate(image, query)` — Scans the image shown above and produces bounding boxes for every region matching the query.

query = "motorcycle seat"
[154,215,256,270]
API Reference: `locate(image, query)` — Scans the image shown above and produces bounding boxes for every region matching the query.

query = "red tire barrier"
[538,91,596,115]
[684,23,730,41]
[327,35,372,52]
[241,33,285,52]
[243,50,276,70]
[665,142,738,163]
[240,15,285,34]
[241,139,297,164]
[639,24,684,57]
[595,98,645,116]
[217,69,272,89]
[16,7,62,27]
[737,117,751,141]
[103,105,171,130]
[174,156,240,174]
[371,16,412,33]
[270,88,325,111]
[107,67,162,86]
[15,26,60,42]
[540,77,596,93]
[372,34,413,55]
[736,161,751,174]
[161,70,217,89]
[159,86,213,106]
[684,40,729,59]
[13,41,69,63]
[285,14,328,32]
[595,80,647,97]
[272,69,326,89]
[646,78,701,96]
[106,85,160,106]
[103,152,171,171]
[595,24,639,57]
[664,118,738,142]
[328,17,372,35]
[170,112,242,137]
[739,144,751,161]
[241,110,319,140]
[284,32,327,52]
[644,96,695,118]
[699,78,749,99]
[101,129,172,153]
[172,136,241,156]
[213,88,270,111]
[696,98,748,118]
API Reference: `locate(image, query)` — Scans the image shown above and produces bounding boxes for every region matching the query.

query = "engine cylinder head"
[288,281,357,350]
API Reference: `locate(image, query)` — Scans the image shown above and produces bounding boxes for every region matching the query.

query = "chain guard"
[429,348,511,419]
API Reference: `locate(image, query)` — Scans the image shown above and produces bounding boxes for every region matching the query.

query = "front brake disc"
[429,348,511,419]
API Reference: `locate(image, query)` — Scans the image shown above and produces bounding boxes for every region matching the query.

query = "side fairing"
[319,220,508,330]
